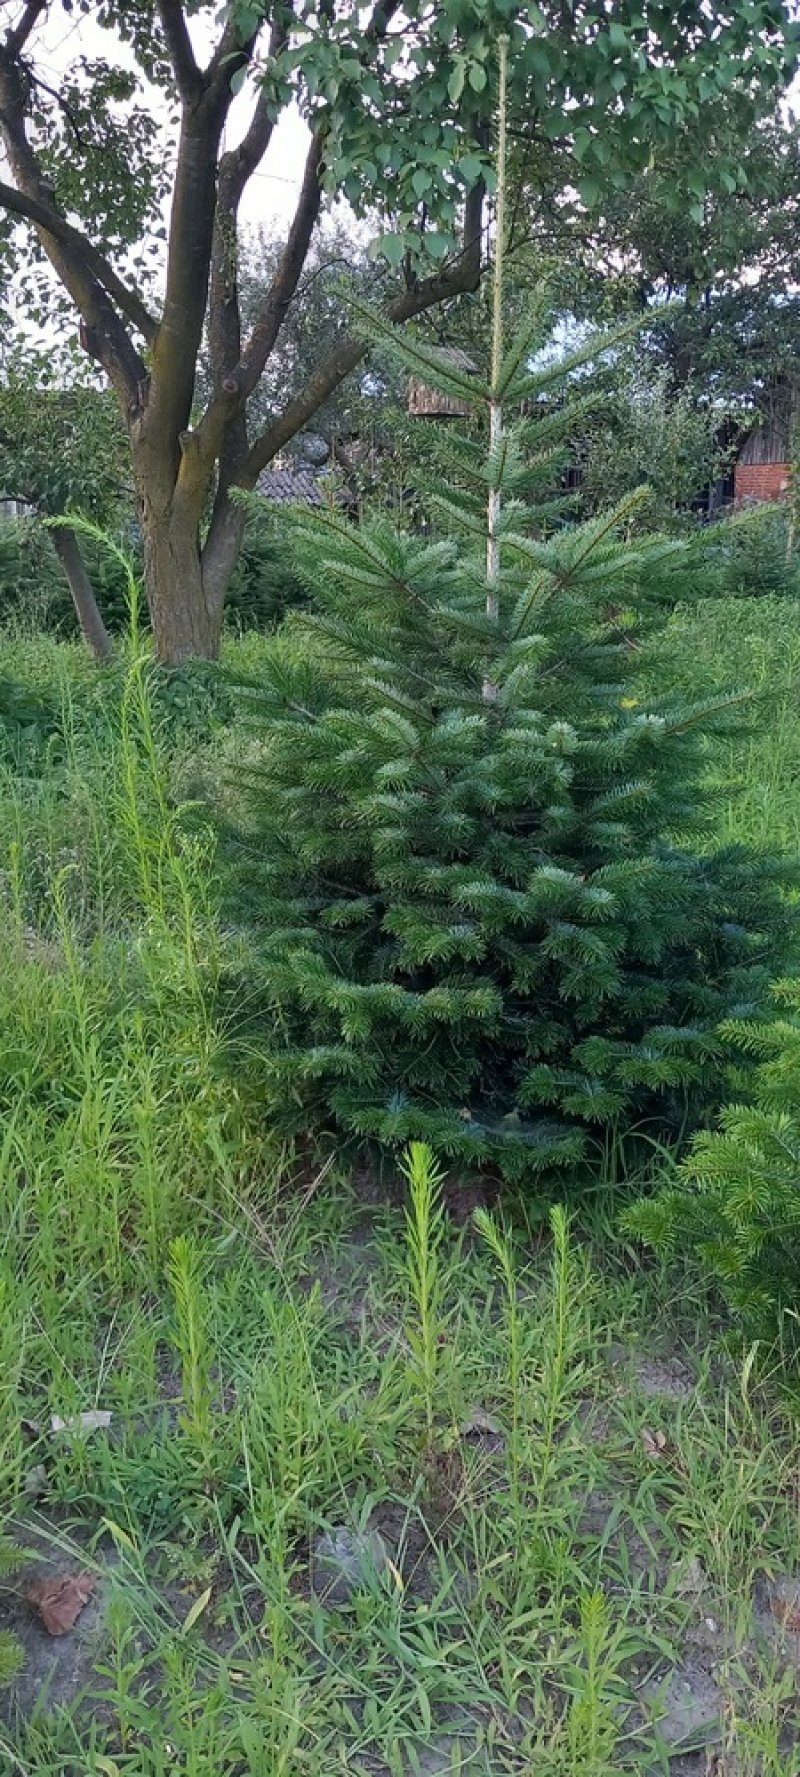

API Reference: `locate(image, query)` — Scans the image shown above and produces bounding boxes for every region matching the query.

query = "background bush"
[0,509,307,643]
[702,504,799,601]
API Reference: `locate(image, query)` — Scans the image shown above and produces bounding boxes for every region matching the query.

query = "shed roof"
[256,467,328,505]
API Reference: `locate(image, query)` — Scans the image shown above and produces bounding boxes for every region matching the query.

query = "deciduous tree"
[0,0,794,661]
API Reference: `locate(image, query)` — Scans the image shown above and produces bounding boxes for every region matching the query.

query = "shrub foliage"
[627,979,800,1338]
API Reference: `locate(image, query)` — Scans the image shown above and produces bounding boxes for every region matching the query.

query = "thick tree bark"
[51,524,113,663]
[138,494,225,664]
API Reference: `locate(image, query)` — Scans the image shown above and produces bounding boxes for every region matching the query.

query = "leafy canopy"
[15,0,799,279]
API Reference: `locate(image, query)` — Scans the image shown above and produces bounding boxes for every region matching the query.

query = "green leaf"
[579,175,602,207]
[448,57,466,103]
[235,4,262,38]
[373,233,406,268]
[459,152,485,185]
[468,61,487,92]
[424,232,452,260]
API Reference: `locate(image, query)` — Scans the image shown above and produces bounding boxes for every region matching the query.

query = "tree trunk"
[139,495,225,665]
[51,523,113,663]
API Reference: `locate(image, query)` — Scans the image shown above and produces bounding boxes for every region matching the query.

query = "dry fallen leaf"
[23,1463,49,1499]
[182,1584,213,1633]
[770,1591,800,1632]
[50,1409,112,1435]
[27,1571,96,1636]
[459,1407,504,1439]
[676,1553,707,1596]
[641,1427,667,1459]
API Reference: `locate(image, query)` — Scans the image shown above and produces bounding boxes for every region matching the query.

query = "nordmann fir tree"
[626,978,800,1340]
[233,46,794,1188]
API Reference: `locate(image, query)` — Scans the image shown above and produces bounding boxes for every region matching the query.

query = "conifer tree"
[233,46,793,1186]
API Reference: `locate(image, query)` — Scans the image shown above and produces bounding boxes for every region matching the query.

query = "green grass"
[0,605,799,1773]
[659,595,800,854]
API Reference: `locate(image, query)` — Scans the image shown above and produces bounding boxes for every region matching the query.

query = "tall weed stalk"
[402,1142,449,1446]
[167,1234,215,1468]
[474,1205,523,1520]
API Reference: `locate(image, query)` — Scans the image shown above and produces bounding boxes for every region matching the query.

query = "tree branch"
[51,523,114,664]
[198,0,401,495]
[365,0,405,42]
[0,42,146,405]
[146,6,274,453]
[239,181,485,486]
[195,14,293,499]
[206,92,277,491]
[197,126,324,482]
[156,0,204,105]
[237,132,324,398]
[5,0,47,56]
[206,4,263,96]
[198,0,394,488]
[0,177,158,343]
[21,62,89,146]
[207,13,289,397]
[147,99,232,448]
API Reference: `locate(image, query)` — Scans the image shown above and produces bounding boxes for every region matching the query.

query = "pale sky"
[9,2,313,234]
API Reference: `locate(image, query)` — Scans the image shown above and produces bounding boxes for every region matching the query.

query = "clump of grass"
[167,1234,216,1469]
[657,594,800,855]
[1,618,800,1773]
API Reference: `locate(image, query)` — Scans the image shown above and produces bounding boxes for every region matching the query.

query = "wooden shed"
[734,378,799,505]
[407,346,479,419]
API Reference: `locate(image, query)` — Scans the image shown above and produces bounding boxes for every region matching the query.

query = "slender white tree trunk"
[484,34,509,699]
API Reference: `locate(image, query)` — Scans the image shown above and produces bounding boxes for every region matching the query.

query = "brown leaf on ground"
[641,1427,667,1459]
[27,1571,96,1635]
[459,1407,503,1439]
[770,1590,800,1632]
[676,1553,707,1596]
[22,1463,49,1499]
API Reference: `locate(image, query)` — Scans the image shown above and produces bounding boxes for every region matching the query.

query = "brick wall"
[734,462,791,504]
